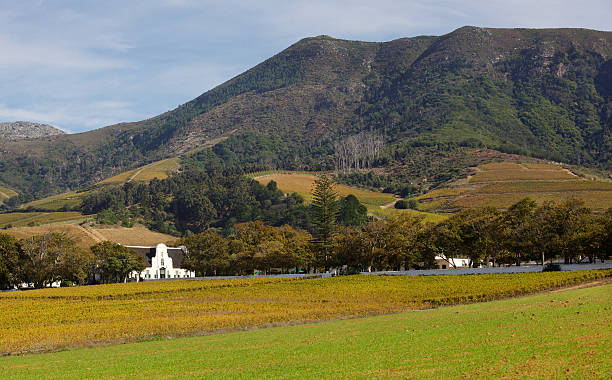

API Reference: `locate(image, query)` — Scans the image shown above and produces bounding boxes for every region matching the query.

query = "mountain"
[0,121,65,140]
[0,26,611,202]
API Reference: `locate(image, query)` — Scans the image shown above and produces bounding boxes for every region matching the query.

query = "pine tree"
[310,175,339,269]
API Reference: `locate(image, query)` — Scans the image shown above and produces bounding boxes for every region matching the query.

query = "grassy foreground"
[1,283,610,379]
[0,270,609,355]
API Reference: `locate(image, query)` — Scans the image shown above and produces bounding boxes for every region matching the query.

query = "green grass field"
[1,282,609,379]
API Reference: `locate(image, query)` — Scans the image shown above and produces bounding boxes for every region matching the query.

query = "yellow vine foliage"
[1,270,609,354]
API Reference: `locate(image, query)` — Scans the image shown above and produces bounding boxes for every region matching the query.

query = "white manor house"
[126,243,195,280]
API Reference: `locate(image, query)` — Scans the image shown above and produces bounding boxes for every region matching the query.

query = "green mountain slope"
[0,26,610,201]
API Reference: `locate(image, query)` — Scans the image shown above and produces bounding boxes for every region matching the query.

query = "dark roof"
[126,246,186,268]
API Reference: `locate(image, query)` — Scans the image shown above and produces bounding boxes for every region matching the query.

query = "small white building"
[435,256,471,269]
[127,243,195,280]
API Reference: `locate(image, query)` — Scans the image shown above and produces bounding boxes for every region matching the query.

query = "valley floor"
[1,282,610,379]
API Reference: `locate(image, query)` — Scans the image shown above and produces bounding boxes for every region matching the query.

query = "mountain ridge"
[0,26,610,202]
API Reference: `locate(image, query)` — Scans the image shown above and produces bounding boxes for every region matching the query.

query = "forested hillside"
[1,27,610,202]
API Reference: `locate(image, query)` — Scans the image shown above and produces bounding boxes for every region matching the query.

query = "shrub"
[395,199,419,210]
[338,267,362,276]
[407,199,419,209]
[395,200,409,209]
[543,263,562,272]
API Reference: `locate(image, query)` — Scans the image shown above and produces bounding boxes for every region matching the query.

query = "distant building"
[126,243,195,280]
[435,256,470,269]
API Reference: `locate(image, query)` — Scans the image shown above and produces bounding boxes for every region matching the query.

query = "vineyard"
[1,283,610,379]
[2,224,177,250]
[253,172,396,207]
[0,270,608,355]
[99,157,180,184]
[416,161,612,211]
[0,211,88,228]
[252,171,446,221]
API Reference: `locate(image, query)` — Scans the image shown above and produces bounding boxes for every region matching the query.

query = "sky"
[0,0,611,133]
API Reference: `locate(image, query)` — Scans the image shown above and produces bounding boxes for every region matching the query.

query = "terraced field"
[0,185,17,203]
[0,270,607,355]
[21,190,86,211]
[3,282,609,379]
[0,211,88,228]
[416,161,612,211]
[2,224,176,250]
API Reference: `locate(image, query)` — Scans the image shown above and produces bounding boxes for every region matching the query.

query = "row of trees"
[2,176,610,286]
[177,198,611,276]
[334,199,611,271]
[0,234,145,289]
[334,131,384,174]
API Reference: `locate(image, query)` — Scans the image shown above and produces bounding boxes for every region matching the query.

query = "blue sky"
[0,0,611,133]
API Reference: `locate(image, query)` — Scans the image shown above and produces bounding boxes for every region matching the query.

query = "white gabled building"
[126,243,195,280]
[435,255,471,269]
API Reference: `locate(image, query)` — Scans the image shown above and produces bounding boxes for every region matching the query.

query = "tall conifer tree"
[310,175,339,269]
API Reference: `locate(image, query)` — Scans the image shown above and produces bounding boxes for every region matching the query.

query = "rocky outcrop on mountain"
[0,121,65,140]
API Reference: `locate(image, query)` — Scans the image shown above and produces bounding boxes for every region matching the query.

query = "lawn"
[1,281,609,379]
[0,270,608,355]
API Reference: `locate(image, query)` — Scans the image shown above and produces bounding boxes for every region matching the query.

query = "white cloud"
[0,35,127,70]
[0,0,610,133]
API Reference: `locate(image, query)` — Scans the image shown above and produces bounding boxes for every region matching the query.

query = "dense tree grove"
[0,198,609,287]
[177,221,312,276]
[0,233,145,289]
[80,169,372,237]
[176,198,611,276]
[80,169,312,235]
[90,242,146,284]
